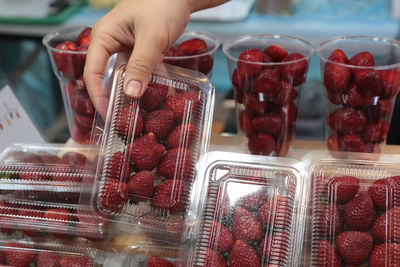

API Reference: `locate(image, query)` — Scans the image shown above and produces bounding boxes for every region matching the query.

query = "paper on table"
[190,0,256,22]
[0,0,51,18]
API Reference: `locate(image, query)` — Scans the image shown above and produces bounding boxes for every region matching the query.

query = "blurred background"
[0,0,399,144]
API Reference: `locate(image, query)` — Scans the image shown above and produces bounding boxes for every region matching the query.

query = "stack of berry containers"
[83,60,215,244]
[0,144,109,242]
[317,36,400,153]
[303,151,400,266]
[185,151,307,267]
[223,34,314,156]
[43,26,94,144]
[163,31,220,77]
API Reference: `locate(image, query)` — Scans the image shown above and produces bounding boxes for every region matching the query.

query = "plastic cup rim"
[42,25,91,55]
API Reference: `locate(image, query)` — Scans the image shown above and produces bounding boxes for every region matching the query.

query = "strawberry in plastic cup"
[223,34,314,156]
[317,36,400,154]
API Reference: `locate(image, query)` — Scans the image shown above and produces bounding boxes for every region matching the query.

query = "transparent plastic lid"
[83,57,215,242]
[188,151,307,267]
[303,151,400,267]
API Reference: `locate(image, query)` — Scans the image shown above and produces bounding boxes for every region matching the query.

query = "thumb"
[123,33,165,98]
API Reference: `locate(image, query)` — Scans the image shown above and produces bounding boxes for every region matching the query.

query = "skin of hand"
[84,0,228,117]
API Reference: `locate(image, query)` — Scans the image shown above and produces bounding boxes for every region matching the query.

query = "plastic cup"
[317,36,400,154]
[43,26,94,144]
[223,34,314,156]
[163,31,220,78]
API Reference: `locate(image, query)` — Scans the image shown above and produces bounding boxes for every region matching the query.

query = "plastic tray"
[83,59,215,243]
[187,151,307,267]
[303,151,400,267]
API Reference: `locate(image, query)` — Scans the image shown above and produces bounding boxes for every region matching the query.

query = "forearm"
[189,0,230,13]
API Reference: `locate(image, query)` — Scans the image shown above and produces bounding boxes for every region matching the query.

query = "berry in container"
[186,151,307,267]
[303,151,400,266]
[223,34,314,156]
[82,59,215,243]
[317,36,400,154]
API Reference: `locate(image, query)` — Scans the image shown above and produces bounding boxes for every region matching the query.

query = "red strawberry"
[344,194,376,231]
[233,206,263,242]
[157,148,193,181]
[53,41,82,78]
[370,243,400,267]
[179,49,214,75]
[279,53,308,86]
[18,205,44,236]
[0,202,19,234]
[274,125,294,157]
[275,80,298,104]
[372,207,400,242]
[164,46,184,66]
[369,176,400,210]
[237,48,268,77]
[37,151,60,165]
[77,43,88,67]
[265,44,289,62]
[178,38,207,55]
[248,133,275,155]
[323,64,351,93]
[229,240,261,267]
[232,68,248,92]
[259,231,289,264]
[209,220,234,253]
[244,94,267,116]
[52,168,82,183]
[345,83,374,107]
[354,70,381,97]
[165,91,200,122]
[69,91,94,116]
[335,231,373,265]
[18,171,50,181]
[140,82,169,112]
[127,171,154,202]
[107,151,131,182]
[363,120,389,142]
[148,256,175,267]
[348,51,375,68]
[252,69,281,96]
[5,242,36,267]
[327,90,341,105]
[44,208,71,238]
[237,185,269,211]
[319,203,343,237]
[327,49,348,65]
[60,255,93,267]
[204,249,227,267]
[75,27,92,46]
[74,113,93,133]
[327,106,366,134]
[37,251,60,267]
[59,152,87,167]
[152,179,185,214]
[252,113,283,134]
[316,240,342,267]
[144,109,175,139]
[338,133,371,153]
[239,111,255,137]
[258,196,291,229]
[327,176,360,204]
[115,101,144,138]
[166,124,196,149]
[77,210,109,241]
[277,101,297,126]
[126,133,165,171]
[379,68,400,99]
[99,179,128,212]
[327,134,339,151]
[365,99,390,122]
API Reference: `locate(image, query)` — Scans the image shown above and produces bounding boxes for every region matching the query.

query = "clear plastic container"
[303,151,400,266]
[82,59,215,243]
[187,151,307,267]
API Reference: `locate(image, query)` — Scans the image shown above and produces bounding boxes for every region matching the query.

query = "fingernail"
[125,80,142,98]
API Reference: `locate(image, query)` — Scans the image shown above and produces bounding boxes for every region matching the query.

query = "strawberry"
[279,53,308,86]
[37,151,60,165]
[0,202,18,234]
[157,148,193,181]
[179,49,214,75]
[316,240,342,267]
[252,113,283,134]
[204,249,227,267]
[338,133,371,153]
[248,133,275,155]
[372,207,400,242]
[59,152,87,167]
[323,64,351,93]
[60,255,93,267]
[233,206,263,242]
[335,231,373,265]
[44,208,71,238]
[344,194,376,231]
[327,49,348,65]
[348,51,375,68]
[178,38,207,55]
[259,231,289,264]
[127,171,154,202]
[237,48,268,77]
[326,90,341,105]
[5,242,36,267]
[275,80,298,104]
[37,251,60,267]
[166,123,196,149]
[345,83,374,107]
[209,220,234,253]
[365,99,390,122]
[144,109,175,139]
[75,27,92,46]
[327,134,339,151]
[18,205,44,236]
[152,179,185,214]
[52,168,82,183]
[232,68,248,92]
[327,107,366,134]
[369,243,400,267]
[237,185,269,211]
[379,68,400,99]
[363,120,389,142]
[229,240,261,267]
[73,113,93,133]
[163,46,184,66]
[99,179,128,212]
[53,41,82,78]
[69,91,94,116]
[244,94,267,116]
[77,210,109,241]
[354,70,381,97]
[148,256,175,267]
[258,196,291,229]
[327,176,360,204]
[18,171,50,181]
[252,69,281,96]
[165,91,200,122]
[140,82,169,112]
[319,203,343,237]
[277,101,297,126]
[239,111,255,137]
[369,176,400,210]
[107,151,131,182]
[126,133,165,171]
[274,125,293,157]
[115,101,143,138]
[265,44,288,62]
[76,43,88,67]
